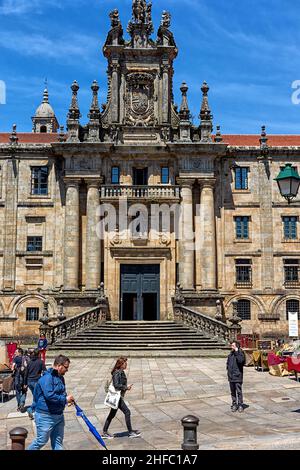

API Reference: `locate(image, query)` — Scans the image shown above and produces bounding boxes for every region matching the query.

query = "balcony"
[100,185,181,201]
[235,281,253,289]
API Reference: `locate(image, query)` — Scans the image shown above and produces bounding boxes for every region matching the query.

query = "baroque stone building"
[0,0,299,340]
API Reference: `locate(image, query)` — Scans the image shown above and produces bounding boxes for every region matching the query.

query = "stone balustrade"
[47,305,107,345]
[100,185,181,200]
[174,305,241,343]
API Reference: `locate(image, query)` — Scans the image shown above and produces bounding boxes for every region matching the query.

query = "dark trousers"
[103,397,132,433]
[229,382,243,406]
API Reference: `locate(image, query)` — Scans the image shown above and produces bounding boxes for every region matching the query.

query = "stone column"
[178,178,195,290]
[63,179,80,291]
[199,179,217,291]
[85,179,101,291]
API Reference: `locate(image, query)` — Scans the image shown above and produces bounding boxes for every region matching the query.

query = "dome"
[34,89,56,118]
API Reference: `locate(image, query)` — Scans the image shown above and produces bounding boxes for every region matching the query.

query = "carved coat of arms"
[125,73,155,126]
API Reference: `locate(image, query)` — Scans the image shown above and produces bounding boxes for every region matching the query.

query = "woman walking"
[103,357,141,439]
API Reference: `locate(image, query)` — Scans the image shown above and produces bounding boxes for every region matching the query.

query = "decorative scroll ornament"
[125,73,155,126]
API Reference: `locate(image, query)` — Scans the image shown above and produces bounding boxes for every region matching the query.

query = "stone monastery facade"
[0,0,299,340]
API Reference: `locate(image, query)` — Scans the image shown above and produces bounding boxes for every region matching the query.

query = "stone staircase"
[50,321,229,354]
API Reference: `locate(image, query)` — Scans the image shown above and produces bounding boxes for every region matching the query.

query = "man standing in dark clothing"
[12,348,27,412]
[227,341,246,413]
[37,334,48,366]
[24,349,46,420]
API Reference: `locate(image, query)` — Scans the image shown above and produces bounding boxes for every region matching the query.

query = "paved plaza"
[1,356,300,451]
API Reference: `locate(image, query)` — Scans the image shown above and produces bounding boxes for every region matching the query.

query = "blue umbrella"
[75,402,108,450]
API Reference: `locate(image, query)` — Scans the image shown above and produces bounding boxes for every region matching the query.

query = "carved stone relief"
[124,73,155,126]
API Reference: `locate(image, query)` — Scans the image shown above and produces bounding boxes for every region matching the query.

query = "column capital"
[198,178,216,189]
[85,177,104,189]
[63,178,81,188]
[177,177,195,188]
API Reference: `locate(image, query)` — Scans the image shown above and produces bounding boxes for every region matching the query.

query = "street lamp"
[275,164,300,204]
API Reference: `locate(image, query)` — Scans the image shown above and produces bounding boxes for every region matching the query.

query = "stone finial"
[88,80,100,121]
[57,300,66,322]
[179,82,190,121]
[59,125,66,142]
[9,124,18,145]
[174,283,185,305]
[96,283,106,305]
[228,300,242,341]
[68,80,81,121]
[42,88,49,104]
[260,125,269,153]
[215,125,223,143]
[199,81,212,121]
[215,300,223,321]
[199,81,213,143]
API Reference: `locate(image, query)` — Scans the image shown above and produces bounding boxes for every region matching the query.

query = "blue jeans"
[15,388,26,408]
[27,412,65,451]
[27,381,37,414]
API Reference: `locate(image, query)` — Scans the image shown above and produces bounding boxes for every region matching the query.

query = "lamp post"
[275,164,300,204]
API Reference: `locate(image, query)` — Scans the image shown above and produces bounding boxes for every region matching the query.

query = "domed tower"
[32,88,59,133]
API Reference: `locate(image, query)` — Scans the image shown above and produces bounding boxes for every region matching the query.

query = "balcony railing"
[284,280,300,288]
[235,281,253,289]
[100,185,181,200]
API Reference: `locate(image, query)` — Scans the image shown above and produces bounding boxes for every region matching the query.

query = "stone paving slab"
[1,357,300,450]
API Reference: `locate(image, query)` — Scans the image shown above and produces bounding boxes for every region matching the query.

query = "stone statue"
[109,9,121,28]
[157,11,176,47]
[132,0,146,23]
[146,2,152,24]
[161,10,171,28]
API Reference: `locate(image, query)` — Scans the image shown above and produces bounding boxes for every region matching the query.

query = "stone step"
[51,320,228,353]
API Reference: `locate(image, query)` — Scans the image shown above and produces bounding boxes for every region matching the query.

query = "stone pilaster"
[3,158,18,291]
[177,178,195,290]
[85,179,101,291]
[257,157,274,290]
[63,179,80,291]
[111,61,120,123]
[161,62,170,124]
[199,179,217,291]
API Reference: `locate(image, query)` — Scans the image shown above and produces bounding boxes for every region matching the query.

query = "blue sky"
[0,0,300,134]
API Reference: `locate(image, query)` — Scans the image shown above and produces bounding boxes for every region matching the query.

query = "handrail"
[47,305,107,345]
[174,305,241,343]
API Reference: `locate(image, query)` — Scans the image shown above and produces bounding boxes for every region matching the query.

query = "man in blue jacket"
[27,355,75,451]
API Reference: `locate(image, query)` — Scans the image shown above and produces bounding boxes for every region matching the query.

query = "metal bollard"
[9,427,28,451]
[181,415,199,451]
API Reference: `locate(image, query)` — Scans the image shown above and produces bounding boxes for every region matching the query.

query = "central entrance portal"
[120,265,160,321]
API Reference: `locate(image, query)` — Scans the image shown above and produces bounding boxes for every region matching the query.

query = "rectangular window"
[284,259,300,287]
[283,216,298,240]
[31,167,49,195]
[235,167,249,190]
[26,307,39,322]
[133,168,148,186]
[111,166,120,185]
[235,259,252,288]
[27,236,43,252]
[161,167,169,184]
[235,216,250,239]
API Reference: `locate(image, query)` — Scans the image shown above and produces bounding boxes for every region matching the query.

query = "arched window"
[40,125,47,133]
[237,299,251,320]
[286,299,300,320]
